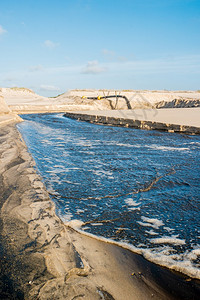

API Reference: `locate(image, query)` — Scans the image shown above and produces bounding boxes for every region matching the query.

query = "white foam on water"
[105,140,142,148]
[55,137,65,141]
[59,212,73,222]
[76,140,93,147]
[129,207,141,211]
[63,180,81,185]
[92,169,113,177]
[189,141,200,146]
[116,143,135,148]
[116,227,130,231]
[50,177,62,184]
[138,216,164,229]
[82,226,90,230]
[124,198,141,206]
[124,198,141,211]
[123,198,141,211]
[187,247,200,260]
[148,145,189,152]
[47,167,69,174]
[141,246,200,279]
[53,164,65,168]
[163,226,174,232]
[150,236,186,245]
[145,229,158,235]
[76,209,85,214]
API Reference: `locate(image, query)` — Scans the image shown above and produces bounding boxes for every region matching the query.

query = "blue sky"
[0,0,200,96]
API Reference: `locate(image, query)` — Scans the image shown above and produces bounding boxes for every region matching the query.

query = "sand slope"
[1,87,47,105]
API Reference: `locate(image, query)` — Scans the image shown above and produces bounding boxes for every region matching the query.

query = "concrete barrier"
[64,112,200,135]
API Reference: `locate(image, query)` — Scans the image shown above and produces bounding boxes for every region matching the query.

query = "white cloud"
[29,65,44,72]
[40,84,60,91]
[102,49,115,57]
[117,56,127,62]
[104,54,200,75]
[102,49,128,62]
[82,60,107,74]
[0,25,7,35]
[44,40,59,48]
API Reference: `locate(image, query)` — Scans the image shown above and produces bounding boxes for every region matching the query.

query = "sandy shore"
[0,122,200,299]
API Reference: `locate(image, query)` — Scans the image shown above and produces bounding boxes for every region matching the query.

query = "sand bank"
[0,122,200,299]
[64,108,200,134]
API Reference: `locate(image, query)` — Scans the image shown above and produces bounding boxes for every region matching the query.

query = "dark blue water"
[17,113,200,278]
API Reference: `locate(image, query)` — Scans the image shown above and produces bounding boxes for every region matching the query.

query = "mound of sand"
[1,87,48,106]
[54,89,200,110]
[1,87,200,113]
[155,98,200,108]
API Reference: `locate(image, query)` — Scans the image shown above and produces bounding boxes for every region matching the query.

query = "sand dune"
[1,87,200,113]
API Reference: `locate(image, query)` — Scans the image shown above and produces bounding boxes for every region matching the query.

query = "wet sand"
[0,123,200,299]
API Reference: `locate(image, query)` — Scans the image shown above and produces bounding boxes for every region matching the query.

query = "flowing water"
[17,113,200,278]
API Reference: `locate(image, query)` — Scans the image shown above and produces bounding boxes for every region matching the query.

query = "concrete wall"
[64,112,200,135]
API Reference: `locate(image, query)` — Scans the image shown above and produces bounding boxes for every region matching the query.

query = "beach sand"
[0,122,200,299]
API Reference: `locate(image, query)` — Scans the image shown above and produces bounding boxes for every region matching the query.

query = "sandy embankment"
[1,123,200,299]
[1,87,200,114]
[1,87,100,113]
[1,87,200,134]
